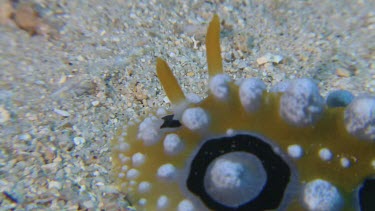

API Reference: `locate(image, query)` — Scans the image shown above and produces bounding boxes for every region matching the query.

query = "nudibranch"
[112,15,375,211]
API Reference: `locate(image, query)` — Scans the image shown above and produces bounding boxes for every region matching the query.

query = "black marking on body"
[160,114,181,128]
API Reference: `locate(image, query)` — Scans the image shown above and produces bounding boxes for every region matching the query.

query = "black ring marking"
[359,178,375,211]
[186,134,291,210]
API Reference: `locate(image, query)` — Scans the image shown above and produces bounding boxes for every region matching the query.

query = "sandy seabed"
[0,0,374,210]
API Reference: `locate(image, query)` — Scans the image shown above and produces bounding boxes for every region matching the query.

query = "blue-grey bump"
[326,90,354,108]
[280,78,324,127]
[344,95,375,141]
[270,80,291,93]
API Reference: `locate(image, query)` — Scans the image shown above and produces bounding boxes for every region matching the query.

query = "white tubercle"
[132,152,146,167]
[239,78,266,113]
[287,144,304,159]
[319,148,333,161]
[157,163,177,180]
[209,74,232,100]
[182,107,209,131]
[177,199,195,211]
[157,195,169,210]
[163,133,184,155]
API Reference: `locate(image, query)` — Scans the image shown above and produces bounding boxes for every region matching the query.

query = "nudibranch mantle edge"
[112,14,375,211]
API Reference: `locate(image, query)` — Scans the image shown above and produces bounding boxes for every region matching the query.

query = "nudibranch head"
[112,15,375,210]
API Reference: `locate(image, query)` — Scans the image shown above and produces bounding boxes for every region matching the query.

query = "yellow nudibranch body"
[112,15,375,211]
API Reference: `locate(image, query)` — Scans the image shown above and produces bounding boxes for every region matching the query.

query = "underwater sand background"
[0,0,374,210]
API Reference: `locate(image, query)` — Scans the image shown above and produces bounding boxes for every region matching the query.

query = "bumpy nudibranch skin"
[112,15,375,211]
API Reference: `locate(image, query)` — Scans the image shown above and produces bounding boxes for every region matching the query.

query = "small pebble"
[0,1,14,25]
[53,108,70,117]
[92,100,100,106]
[256,57,268,65]
[257,53,283,65]
[58,75,67,84]
[73,137,86,146]
[187,72,195,77]
[336,68,351,77]
[0,106,10,123]
[82,200,95,209]
[19,133,32,141]
[48,180,62,190]
[13,3,44,35]
[163,96,170,103]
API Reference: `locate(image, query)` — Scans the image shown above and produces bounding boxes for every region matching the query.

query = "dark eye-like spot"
[187,134,292,210]
[160,114,181,129]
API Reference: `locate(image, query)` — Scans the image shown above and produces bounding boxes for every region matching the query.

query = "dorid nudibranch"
[112,15,375,210]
